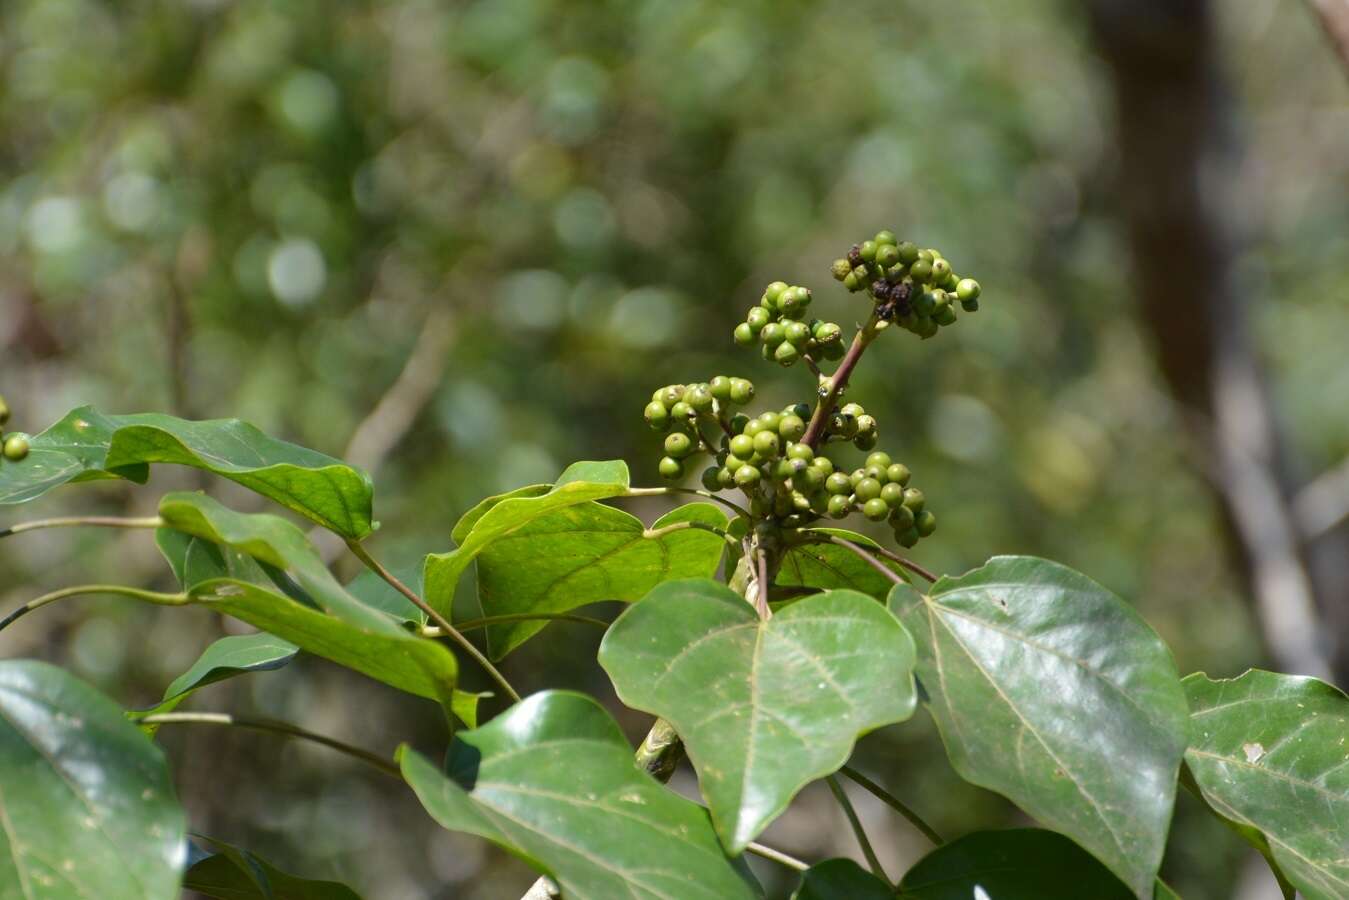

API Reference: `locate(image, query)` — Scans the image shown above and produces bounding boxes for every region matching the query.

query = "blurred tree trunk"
[1087,0,1349,683]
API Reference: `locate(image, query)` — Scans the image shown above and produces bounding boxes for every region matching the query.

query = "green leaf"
[888,556,1188,898]
[139,633,298,726]
[474,501,728,659]
[184,835,362,899]
[599,578,918,852]
[345,562,427,625]
[779,528,908,598]
[0,406,373,538]
[895,828,1136,899]
[792,859,892,900]
[398,690,760,900]
[157,493,458,708]
[423,460,631,616]
[450,483,550,544]
[156,527,270,588]
[1183,669,1349,900]
[0,660,186,900]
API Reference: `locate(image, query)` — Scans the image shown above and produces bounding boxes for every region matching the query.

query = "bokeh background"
[2,1,1347,897]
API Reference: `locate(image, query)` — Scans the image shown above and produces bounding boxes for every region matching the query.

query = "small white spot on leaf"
[1243,742,1265,764]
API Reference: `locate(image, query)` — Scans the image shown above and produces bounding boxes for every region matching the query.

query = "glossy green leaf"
[139,633,298,725]
[889,556,1188,898]
[474,501,728,659]
[399,690,760,900]
[156,527,270,589]
[423,460,631,616]
[345,561,427,625]
[600,578,918,852]
[1183,669,1349,900]
[0,406,373,537]
[184,835,362,899]
[896,828,1135,899]
[792,859,892,900]
[779,528,908,598]
[157,493,458,707]
[450,483,550,544]
[0,660,186,900]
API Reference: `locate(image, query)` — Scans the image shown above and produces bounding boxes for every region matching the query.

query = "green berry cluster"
[732,282,846,368]
[644,377,757,481]
[821,401,879,451]
[0,397,28,461]
[831,230,982,339]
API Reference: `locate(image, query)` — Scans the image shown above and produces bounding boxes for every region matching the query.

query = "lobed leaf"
[0,660,186,900]
[889,556,1188,898]
[184,835,362,899]
[474,501,728,659]
[600,578,918,852]
[423,460,631,616]
[0,406,373,538]
[1183,669,1349,900]
[399,691,760,900]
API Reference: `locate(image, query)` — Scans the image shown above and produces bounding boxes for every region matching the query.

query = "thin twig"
[344,539,522,704]
[624,486,752,520]
[0,585,187,634]
[826,774,890,886]
[133,711,400,778]
[421,611,610,637]
[642,520,738,546]
[0,515,163,539]
[745,841,808,872]
[860,542,938,583]
[802,319,878,449]
[840,765,944,846]
[820,536,905,585]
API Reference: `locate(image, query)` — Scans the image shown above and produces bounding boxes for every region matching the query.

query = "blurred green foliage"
[1,0,1346,897]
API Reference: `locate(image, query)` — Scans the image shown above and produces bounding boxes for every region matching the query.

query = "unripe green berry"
[895,526,920,548]
[855,477,882,501]
[864,464,886,482]
[746,307,771,332]
[934,305,957,326]
[916,509,937,537]
[875,243,900,269]
[734,464,761,487]
[916,317,939,338]
[889,504,915,530]
[644,401,670,430]
[764,281,788,304]
[774,341,800,366]
[821,340,845,361]
[797,466,824,492]
[859,240,878,263]
[729,434,755,458]
[826,472,853,495]
[853,432,877,451]
[956,278,981,302]
[931,258,951,282]
[874,230,897,246]
[827,494,852,519]
[757,411,782,432]
[734,323,756,346]
[961,297,980,312]
[811,455,835,475]
[701,466,722,491]
[2,433,28,461]
[831,258,852,281]
[665,432,694,459]
[760,322,785,346]
[743,418,764,437]
[865,451,892,470]
[914,291,938,316]
[886,463,911,486]
[910,259,933,283]
[659,456,684,480]
[843,272,861,292]
[918,249,935,263]
[778,288,806,317]
[709,376,733,401]
[855,414,876,437]
[775,458,802,480]
[849,468,866,488]
[725,453,749,471]
[863,498,890,521]
[812,321,841,344]
[753,430,781,457]
[658,385,684,407]
[669,401,693,420]
[779,414,806,442]
[783,321,810,345]
[0,397,9,426]
[729,378,755,404]
[729,413,750,433]
[901,487,925,512]
[896,241,919,264]
[840,402,865,418]
[686,384,714,412]
[880,482,905,506]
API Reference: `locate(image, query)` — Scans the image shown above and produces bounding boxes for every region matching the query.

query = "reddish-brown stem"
[802,321,878,449]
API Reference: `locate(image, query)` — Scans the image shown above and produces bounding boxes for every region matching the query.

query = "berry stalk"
[801,315,880,450]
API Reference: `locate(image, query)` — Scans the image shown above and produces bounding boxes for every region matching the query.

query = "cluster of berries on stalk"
[832,229,981,339]
[732,282,846,368]
[0,396,29,461]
